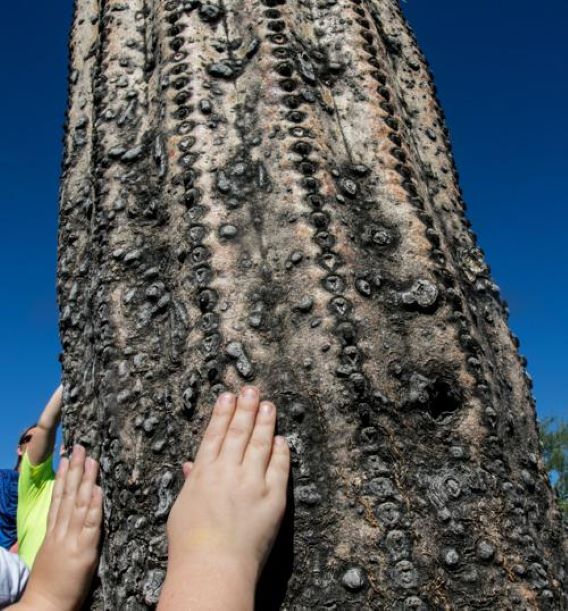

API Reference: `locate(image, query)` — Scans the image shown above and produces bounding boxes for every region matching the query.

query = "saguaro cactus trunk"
[58,0,567,608]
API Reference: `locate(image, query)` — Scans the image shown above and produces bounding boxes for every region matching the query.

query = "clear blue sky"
[0,1,566,468]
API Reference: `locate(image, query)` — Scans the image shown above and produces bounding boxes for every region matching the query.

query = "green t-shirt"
[17,453,55,568]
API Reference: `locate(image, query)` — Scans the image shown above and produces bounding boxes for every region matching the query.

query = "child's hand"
[160,387,290,610]
[18,445,102,611]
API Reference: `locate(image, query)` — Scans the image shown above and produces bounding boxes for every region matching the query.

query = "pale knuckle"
[247,436,270,452]
[227,425,247,438]
[213,403,233,417]
[202,430,224,445]
[237,400,258,412]
[84,519,98,529]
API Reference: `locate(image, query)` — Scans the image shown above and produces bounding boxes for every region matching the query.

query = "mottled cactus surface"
[58,0,567,609]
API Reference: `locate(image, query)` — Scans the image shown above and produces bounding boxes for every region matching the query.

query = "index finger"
[57,445,86,532]
[194,392,237,465]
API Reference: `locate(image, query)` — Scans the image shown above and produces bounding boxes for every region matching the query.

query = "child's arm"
[158,387,290,611]
[26,386,63,466]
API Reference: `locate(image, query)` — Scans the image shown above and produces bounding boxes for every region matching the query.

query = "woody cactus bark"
[57,0,567,609]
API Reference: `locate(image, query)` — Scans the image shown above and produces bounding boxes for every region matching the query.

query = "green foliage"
[539,418,568,518]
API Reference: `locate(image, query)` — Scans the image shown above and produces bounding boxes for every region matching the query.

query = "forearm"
[37,386,63,430]
[158,554,256,611]
[28,386,62,465]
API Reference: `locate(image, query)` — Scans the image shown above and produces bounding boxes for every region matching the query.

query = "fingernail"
[260,402,274,415]
[220,392,234,403]
[274,436,287,447]
[243,386,257,398]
